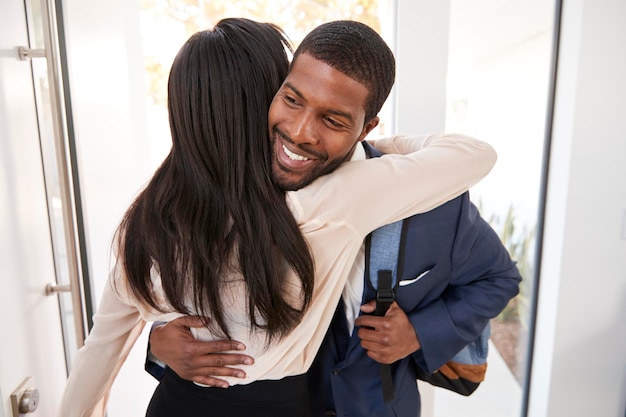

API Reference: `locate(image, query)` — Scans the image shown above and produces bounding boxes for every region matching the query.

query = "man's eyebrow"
[284,82,304,99]
[283,82,356,124]
[326,108,355,125]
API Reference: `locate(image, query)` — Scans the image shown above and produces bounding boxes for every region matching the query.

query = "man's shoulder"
[361,141,382,158]
[408,192,469,221]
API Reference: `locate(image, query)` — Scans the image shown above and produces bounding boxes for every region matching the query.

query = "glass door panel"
[439,0,556,416]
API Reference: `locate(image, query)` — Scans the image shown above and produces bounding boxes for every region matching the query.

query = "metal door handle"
[45,282,71,295]
[18,46,46,61]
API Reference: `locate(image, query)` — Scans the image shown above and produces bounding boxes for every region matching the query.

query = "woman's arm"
[366,133,431,155]
[57,270,145,417]
[367,133,488,156]
[292,132,496,237]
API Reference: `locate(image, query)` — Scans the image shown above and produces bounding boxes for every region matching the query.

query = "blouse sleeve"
[57,269,146,417]
[287,133,496,238]
[367,133,441,155]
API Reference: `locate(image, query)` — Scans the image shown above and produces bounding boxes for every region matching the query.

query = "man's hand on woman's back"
[150,316,254,387]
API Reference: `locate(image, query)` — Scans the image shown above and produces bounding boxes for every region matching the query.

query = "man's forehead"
[283,54,368,119]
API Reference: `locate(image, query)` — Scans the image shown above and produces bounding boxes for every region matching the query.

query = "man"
[146,20,521,416]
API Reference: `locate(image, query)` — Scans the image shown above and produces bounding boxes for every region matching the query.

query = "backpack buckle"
[376,288,395,305]
[375,269,395,317]
[375,288,395,316]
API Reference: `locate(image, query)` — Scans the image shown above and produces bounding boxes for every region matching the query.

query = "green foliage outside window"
[489,205,534,330]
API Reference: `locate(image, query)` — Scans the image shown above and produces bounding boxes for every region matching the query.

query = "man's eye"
[325,117,344,128]
[284,95,298,105]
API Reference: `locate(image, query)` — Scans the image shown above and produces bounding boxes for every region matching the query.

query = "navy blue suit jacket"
[307,143,521,417]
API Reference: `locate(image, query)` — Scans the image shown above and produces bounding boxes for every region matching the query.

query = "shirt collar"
[350,142,366,162]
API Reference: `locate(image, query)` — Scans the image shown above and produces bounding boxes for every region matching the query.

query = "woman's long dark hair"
[116,18,314,341]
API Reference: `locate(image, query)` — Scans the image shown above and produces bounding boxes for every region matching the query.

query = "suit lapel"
[328,297,351,361]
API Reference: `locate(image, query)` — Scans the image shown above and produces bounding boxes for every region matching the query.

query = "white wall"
[395,0,450,134]
[528,0,626,416]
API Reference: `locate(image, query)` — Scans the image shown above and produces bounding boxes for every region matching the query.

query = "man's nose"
[290,111,319,145]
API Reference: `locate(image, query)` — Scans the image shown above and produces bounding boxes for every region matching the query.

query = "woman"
[58,18,495,417]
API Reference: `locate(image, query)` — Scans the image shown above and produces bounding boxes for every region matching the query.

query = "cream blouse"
[58,133,496,417]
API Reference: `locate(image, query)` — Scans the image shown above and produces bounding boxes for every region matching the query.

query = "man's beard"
[271,132,357,192]
[273,155,348,191]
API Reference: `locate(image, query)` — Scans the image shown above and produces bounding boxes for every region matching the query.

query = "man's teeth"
[283,145,309,161]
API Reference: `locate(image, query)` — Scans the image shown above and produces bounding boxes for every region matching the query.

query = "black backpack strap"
[374,269,394,402]
[364,219,408,403]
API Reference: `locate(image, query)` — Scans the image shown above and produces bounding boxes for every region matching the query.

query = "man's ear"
[357,117,380,142]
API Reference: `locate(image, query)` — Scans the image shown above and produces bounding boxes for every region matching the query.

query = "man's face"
[268,53,379,191]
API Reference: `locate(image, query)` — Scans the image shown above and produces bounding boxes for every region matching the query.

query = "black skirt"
[145,367,311,417]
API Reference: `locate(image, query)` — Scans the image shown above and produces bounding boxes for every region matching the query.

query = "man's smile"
[282,144,309,161]
[273,128,325,175]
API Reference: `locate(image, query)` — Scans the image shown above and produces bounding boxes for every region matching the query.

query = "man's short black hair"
[293,20,396,123]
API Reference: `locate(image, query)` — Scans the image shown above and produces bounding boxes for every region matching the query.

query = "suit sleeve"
[410,195,522,373]
[145,322,168,380]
